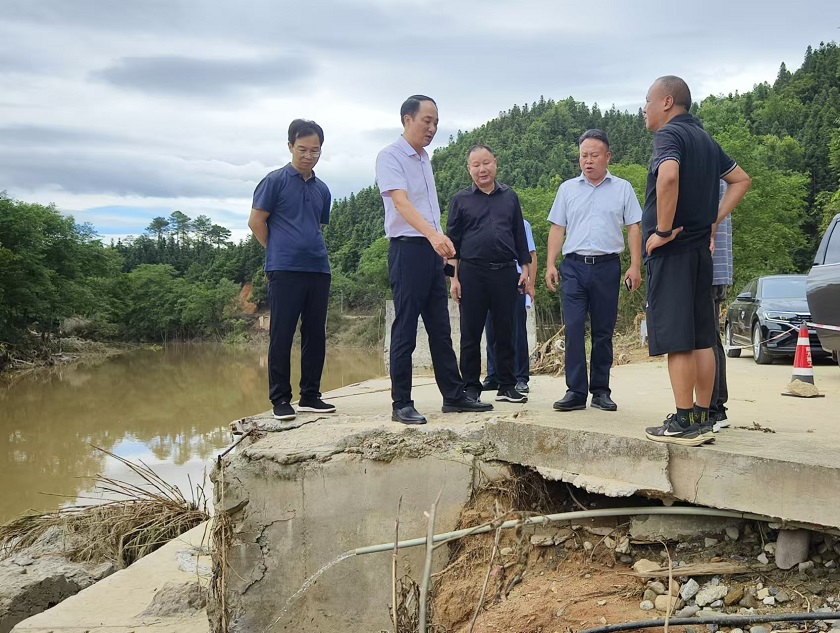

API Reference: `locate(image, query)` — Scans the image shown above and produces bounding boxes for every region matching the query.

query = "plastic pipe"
[577,611,840,633]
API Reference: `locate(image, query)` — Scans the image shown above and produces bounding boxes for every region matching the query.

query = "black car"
[806,212,840,364]
[725,274,829,364]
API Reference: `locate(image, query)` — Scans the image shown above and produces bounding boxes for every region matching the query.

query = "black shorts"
[645,247,716,356]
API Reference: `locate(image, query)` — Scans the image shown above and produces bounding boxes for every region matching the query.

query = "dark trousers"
[267,270,330,404]
[710,285,729,414]
[459,261,519,391]
[485,293,529,383]
[388,239,463,409]
[560,257,621,398]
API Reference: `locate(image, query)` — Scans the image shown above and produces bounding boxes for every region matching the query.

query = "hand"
[645,227,684,256]
[624,266,642,292]
[517,270,528,289]
[709,235,716,255]
[545,266,559,292]
[449,278,461,304]
[428,232,456,258]
[526,283,536,303]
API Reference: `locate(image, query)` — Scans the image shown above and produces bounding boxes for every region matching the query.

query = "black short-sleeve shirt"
[642,114,736,259]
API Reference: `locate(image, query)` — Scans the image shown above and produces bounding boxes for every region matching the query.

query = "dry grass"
[0,447,209,567]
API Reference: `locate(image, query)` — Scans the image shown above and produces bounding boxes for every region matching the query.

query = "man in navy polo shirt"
[248,119,336,421]
[641,76,751,446]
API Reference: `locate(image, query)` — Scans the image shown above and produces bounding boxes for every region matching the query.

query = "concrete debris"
[756,588,770,600]
[786,380,821,397]
[632,558,661,575]
[680,578,701,601]
[615,536,631,555]
[775,529,811,570]
[694,584,728,607]
[762,596,776,606]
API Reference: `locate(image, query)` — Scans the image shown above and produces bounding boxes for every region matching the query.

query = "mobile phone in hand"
[624,277,632,291]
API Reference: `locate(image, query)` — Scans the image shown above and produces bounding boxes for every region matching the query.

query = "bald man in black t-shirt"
[641,76,751,446]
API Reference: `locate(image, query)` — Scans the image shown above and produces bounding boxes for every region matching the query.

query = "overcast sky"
[1,0,837,243]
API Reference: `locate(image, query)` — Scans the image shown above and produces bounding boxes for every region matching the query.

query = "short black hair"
[288,119,324,145]
[400,95,437,125]
[656,75,692,110]
[578,129,610,149]
[467,144,496,160]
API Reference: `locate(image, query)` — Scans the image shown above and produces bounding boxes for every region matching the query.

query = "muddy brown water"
[0,344,384,525]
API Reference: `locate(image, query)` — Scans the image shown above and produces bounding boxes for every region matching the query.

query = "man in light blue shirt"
[711,181,732,429]
[376,95,492,425]
[483,219,537,393]
[545,129,643,412]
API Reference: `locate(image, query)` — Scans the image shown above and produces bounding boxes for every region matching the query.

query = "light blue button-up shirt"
[375,136,442,238]
[547,171,642,256]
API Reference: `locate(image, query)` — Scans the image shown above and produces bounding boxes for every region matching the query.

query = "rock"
[643,589,658,603]
[786,380,820,397]
[705,538,719,548]
[775,530,811,570]
[583,541,594,552]
[827,561,837,569]
[640,600,655,611]
[500,547,513,556]
[648,581,667,595]
[655,594,680,613]
[775,590,792,603]
[751,627,770,633]
[615,536,632,555]
[0,553,116,633]
[800,561,816,574]
[676,605,700,618]
[725,526,740,541]
[764,542,776,554]
[725,585,745,606]
[756,588,770,600]
[731,629,744,633]
[695,585,728,607]
[710,600,724,608]
[530,535,555,547]
[668,578,681,597]
[632,558,661,575]
[138,581,206,617]
[604,537,616,550]
[706,625,719,633]
[681,578,701,601]
[620,555,633,564]
[757,553,769,565]
[762,596,776,606]
[813,555,824,564]
[597,599,607,606]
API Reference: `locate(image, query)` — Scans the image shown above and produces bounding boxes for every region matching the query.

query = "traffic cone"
[782,323,823,397]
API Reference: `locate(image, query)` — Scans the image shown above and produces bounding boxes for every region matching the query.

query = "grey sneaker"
[645,413,706,446]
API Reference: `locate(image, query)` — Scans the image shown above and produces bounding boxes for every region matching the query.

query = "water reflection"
[0,344,384,524]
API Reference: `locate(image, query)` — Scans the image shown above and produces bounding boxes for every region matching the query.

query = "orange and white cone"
[791,323,814,384]
[782,323,823,397]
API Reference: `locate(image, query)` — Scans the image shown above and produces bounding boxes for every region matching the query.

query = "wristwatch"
[655,227,673,238]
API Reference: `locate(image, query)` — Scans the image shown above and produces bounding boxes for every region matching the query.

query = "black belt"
[567,253,620,265]
[462,260,516,270]
[391,236,427,244]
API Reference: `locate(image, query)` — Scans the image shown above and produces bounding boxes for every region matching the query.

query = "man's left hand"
[624,266,642,292]
[645,227,683,256]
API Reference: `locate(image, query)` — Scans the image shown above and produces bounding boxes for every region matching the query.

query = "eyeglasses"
[293,147,321,157]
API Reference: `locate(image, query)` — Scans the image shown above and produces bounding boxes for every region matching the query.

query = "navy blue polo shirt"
[642,113,736,259]
[252,163,331,273]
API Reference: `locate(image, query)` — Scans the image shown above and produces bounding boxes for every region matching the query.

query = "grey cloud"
[0,124,125,147]
[91,55,313,97]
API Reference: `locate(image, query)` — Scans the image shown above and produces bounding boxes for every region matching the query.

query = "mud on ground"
[429,470,840,633]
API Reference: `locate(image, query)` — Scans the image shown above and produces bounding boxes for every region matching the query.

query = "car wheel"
[752,324,772,365]
[725,322,741,358]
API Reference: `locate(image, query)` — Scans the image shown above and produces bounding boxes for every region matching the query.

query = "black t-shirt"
[642,113,736,258]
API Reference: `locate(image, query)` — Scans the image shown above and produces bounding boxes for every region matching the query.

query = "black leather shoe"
[392,406,427,425]
[481,377,499,391]
[590,393,618,411]
[442,397,493,413]
[553,392,587,411]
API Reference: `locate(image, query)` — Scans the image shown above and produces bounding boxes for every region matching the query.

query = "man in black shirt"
[642,75,751,446]
[448,145,532,404]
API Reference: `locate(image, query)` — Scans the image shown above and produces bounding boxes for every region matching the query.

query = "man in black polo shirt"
[248,119,337,422]
[447,145,532,404]
[641,76,751,446]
